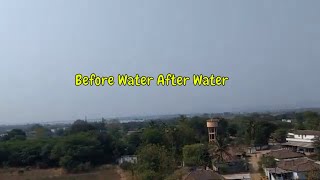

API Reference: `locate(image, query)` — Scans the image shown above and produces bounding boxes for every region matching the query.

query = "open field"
[0,165,121,180]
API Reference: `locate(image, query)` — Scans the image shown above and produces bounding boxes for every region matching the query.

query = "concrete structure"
[282,130,320,154]
[207,119,219,143]
[281,119,292,123]
[222,173,251,180]
[264,157,320,180]
[117,155,137,165]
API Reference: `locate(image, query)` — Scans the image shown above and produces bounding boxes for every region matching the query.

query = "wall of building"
[286,133,315,143]
[293,172,306,180]
[264,169,284,180]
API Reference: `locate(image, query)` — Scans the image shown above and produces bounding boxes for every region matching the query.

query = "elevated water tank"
[206,119,219,128]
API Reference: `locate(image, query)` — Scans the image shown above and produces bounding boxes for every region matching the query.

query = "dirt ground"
[0,165,121,180]
[248,150,270,180]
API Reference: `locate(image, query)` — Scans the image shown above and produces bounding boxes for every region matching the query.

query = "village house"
[263,148,320,180]
[264,157,320,180]
[265,149,304,161]
[183,169,225,180]
[281,130,320,154]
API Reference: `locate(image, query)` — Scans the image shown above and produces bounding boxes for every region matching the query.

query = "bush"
[120,162,133,170]
[258,156,276,171]
[139,170,157,180]
[75,162,92,172]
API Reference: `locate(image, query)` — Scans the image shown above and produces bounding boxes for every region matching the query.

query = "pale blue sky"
[1,1,320,124]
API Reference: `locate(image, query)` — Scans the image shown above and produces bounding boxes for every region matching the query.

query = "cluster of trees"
[0,120,123,172]
[0,111,319,179]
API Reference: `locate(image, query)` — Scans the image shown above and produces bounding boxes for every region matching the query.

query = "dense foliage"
[182,144,210,167]
[0,110,318,178]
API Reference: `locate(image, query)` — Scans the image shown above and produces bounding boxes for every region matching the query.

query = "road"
[248,151,269,180]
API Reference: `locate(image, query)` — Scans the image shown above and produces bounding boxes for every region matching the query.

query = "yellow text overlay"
[75,73,229,87]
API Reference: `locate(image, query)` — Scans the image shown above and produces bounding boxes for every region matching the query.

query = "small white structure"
[281,119,292,123]
[117,155,137,165]
[247,147,256,154]
[222,173,251,180]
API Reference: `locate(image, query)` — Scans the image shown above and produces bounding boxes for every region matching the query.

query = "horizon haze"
[1,1,320,124]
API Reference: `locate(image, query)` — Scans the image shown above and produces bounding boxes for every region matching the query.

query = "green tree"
[209,137,231,163]
[50,132,103,172]
[2,129,26,141]
[227,124,238,137]
[272,129,287,143]
[70,120,96,134]
[259,156,276,168]
[182,143,210,167]
[313,138,320,160]
[136,144,174,180]
[31,124,52,139]
[97,132,116,162]
[217,119,229,139]
[245,120,256,145]
[254,121,276,146]
[176,117,197,145]
[142,128,164,145]
[304,111,320,130]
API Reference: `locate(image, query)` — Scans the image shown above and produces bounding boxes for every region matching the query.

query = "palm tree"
[209,137,232,163]
[246,120,256,145]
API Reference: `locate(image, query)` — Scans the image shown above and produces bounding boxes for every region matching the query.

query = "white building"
[117,155,137,165]
[282,130,320,154]
[281,119,292,123]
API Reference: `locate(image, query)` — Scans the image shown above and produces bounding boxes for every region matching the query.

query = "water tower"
[207,119,219,142]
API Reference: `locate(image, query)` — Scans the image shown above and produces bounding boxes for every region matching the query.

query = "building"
[222,173,251,180]
[265,149,304,161]
[117,155,137,165]
[281,130,320,154]
[264,157,320,180]
[281,119,292,123]
[183,169,225,180]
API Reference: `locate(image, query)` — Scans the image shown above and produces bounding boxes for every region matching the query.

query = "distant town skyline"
[1,1,320,124]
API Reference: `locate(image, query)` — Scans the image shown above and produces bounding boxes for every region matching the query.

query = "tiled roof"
[277,157,320,172]
[295,130,320,136]
[265,167,290,174]
[282,141,314,148]
[266,149,305,159]
[184,169,224,180]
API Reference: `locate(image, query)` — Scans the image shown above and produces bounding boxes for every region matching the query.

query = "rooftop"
[184,169,224,180]
[277,157,320,172]
[294,130,320,136]
[266,149,305,159]
[282,141,314,148]
[222,173,250,180]
[265,167,290,174]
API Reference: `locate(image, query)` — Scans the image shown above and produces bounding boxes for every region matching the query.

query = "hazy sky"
[1,1,320,124]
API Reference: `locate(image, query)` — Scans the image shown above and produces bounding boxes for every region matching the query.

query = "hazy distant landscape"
[2,0,320,179]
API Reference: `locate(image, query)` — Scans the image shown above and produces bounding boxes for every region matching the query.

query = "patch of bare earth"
[248,152,262,180]
[0,165,121,180]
